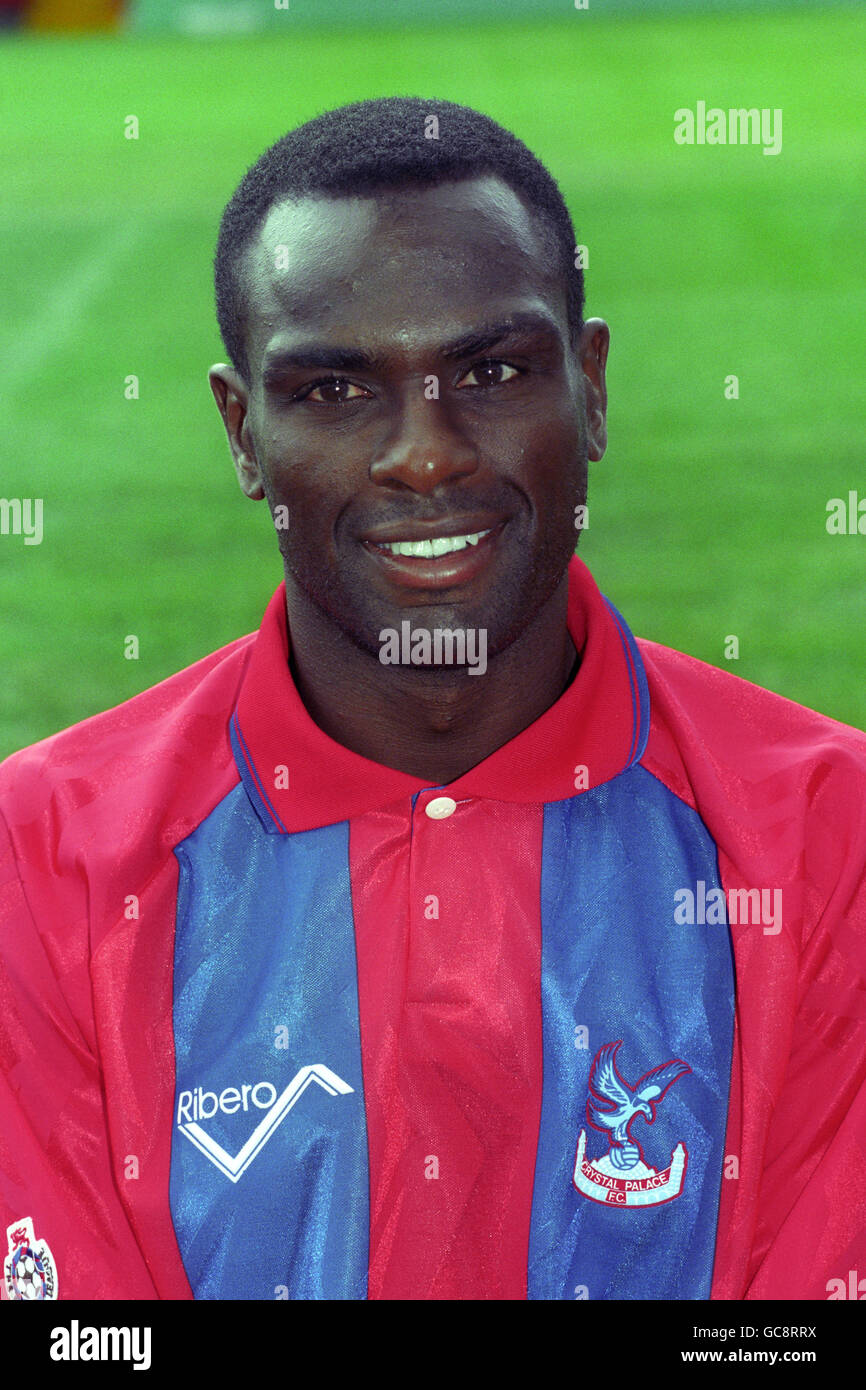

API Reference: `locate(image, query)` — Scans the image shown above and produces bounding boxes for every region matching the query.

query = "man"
[1,96,864,1303]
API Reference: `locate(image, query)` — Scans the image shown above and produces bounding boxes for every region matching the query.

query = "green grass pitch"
[0,4,864,757]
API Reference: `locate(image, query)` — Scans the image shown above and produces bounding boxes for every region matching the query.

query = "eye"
[456,360,520,389]
[299,378,370,404]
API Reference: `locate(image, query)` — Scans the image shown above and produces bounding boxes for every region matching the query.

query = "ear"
[576,319,610,461]
[208,364,265,500]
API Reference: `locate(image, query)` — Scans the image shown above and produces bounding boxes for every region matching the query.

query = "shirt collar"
[231,554,650,834]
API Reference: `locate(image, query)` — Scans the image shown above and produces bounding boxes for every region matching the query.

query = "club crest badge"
[573,1040,691,1208]
[4,1217,58,1300]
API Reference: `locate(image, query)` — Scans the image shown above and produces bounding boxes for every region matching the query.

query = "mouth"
[360,520,507,590]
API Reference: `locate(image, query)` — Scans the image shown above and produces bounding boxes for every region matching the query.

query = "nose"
[369,390,479,493]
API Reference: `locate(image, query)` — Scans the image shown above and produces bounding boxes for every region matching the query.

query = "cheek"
[260,440,343,534]
[252,408,360,560]
[520,418,585,501]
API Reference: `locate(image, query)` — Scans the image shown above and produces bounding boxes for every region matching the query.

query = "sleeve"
[743,757,866,1301]
[637,640,866,1298]
[0,805,160,1299]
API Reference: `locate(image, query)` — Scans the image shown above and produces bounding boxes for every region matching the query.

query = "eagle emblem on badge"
[573,1040,691,1208]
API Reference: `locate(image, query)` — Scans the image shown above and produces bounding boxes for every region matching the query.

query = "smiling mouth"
[371,529,493,559]
[360,521,507,590]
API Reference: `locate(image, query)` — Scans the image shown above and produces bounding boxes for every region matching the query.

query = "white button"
[425,796,457,820]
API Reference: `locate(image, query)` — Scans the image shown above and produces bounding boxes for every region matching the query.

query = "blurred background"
[1,0,863,756]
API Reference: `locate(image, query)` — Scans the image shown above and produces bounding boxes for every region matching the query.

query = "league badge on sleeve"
[4,1217,58,1300]
[573,1041,691,1208]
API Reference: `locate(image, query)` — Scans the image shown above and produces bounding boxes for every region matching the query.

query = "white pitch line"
[0,217,145,400]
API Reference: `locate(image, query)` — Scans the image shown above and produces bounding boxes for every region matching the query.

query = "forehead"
[239,176,567,371]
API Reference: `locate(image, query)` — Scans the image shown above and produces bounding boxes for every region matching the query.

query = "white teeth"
[380,529,492,558]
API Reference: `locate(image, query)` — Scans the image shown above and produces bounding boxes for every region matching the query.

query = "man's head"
[209,97,609,674]
[214,96,586,387]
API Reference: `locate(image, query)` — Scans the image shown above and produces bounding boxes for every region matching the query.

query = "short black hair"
[214,95,585,385]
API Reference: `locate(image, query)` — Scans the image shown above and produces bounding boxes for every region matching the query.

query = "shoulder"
[639,638,866,767]
[637,636,866,859]
[0,631,255,860]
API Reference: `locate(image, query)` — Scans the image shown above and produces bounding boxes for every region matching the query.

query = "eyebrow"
[262,345,383,381]
[439,312,562,361]
[260,312,562,383]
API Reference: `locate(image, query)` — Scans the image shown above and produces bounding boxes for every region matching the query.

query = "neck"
[285,572,578,784]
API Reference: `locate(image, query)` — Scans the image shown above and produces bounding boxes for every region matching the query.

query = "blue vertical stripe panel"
[529,765,736,1300]
[170,784,369,1300]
